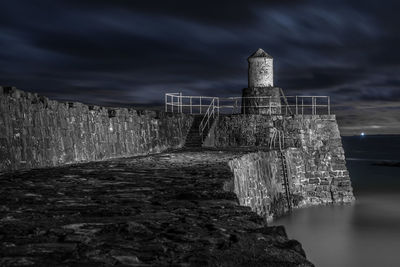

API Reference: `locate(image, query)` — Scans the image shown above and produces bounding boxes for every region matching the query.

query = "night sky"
[1,0,399,135]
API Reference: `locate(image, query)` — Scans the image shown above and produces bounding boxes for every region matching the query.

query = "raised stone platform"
[0,150,313,266]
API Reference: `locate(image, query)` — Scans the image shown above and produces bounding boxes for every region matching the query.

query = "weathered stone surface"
[228,151,284,221]
[0,150,313,266]
[209,115,354,219]
[243,49,281,115]
[241,87,282,115]
[0,87,193,172]
[0,86,353,265]
[248,48,273,87]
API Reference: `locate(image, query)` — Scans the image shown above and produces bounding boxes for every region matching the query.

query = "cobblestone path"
[0,150,312,266]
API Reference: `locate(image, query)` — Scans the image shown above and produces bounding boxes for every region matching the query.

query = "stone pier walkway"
[0,150,312,266]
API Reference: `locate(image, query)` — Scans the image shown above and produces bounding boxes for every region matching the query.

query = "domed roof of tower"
[248,48,272,59]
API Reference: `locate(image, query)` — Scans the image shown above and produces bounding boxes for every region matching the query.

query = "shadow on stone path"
[0,150,313,266]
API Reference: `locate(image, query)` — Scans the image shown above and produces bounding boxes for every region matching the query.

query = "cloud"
[335,101,400,135]
[0,0,398,133]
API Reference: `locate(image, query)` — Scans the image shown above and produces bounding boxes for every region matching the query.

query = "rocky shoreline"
[0,150,313,266]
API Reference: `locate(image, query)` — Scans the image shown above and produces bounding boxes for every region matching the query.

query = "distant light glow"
[361,132,365,136]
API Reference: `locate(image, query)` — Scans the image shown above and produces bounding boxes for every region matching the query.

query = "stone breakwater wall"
[227,151,283,222]
[0,151,313,266]
[0,87,192,172]
[220,115,354,220]
[205,114,338,148]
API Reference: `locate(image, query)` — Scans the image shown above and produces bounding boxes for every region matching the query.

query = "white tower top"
[247,48,273,87]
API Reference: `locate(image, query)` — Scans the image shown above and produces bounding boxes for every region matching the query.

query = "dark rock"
[0,151,313,266]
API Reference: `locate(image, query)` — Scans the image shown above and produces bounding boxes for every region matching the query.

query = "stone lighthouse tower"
[242,48,281,114]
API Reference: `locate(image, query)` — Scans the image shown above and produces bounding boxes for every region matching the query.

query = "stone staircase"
[184,115,215,148]
[184,116,203,148]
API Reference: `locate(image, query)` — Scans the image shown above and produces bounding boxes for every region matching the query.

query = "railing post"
[328,96,330,115]
[316,97,317,115]
[315,97,316,115]
[295,96,298,115]
[311,97,313,115]
[179,92,182,113]
[200,97,202,114]
[313,97,315,115]
[165,94,167,112]
[314,97,316,115]
[302,98,304,116]
[315,97,317,115]
[190,97,192,114]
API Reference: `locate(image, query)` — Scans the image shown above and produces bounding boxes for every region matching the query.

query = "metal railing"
[165,93,331,116]
[270,128,285,150]
[165,93,216,114]
[199,97,218,139]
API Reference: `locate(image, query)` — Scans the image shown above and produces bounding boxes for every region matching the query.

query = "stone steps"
[184,115,213,148]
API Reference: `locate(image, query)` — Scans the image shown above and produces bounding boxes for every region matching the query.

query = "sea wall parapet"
[0,86,192,171]
[222,114,354,220]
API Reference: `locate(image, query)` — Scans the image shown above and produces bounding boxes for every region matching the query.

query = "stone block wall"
[0,87,192,172]
[241,87,281,115]
[221,114,354,221]
[204,114,276,147]
[205,114,338,149]
[228,148,354,221]
[227,151,284,222]
[285,116,354,204]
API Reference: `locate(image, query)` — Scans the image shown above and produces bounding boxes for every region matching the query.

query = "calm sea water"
[271,135,400,267]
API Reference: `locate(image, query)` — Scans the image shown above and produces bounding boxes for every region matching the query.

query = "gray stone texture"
[206,114,354,220]
[0,87,193,172]
[244,49,281,115]
[0,150,313,266]
[228,151,283,222]
[241,87,282,115]
[248,48,273,87]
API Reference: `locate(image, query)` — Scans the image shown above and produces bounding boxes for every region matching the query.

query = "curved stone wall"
[241,87,281,115]
[0,87,192,172]
[220,115,355,220]
[227,151,283,222]
[248,57,273,87]
[227,148,354,221]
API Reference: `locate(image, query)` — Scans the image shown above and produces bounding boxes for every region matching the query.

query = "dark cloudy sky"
[0,0,399,135]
